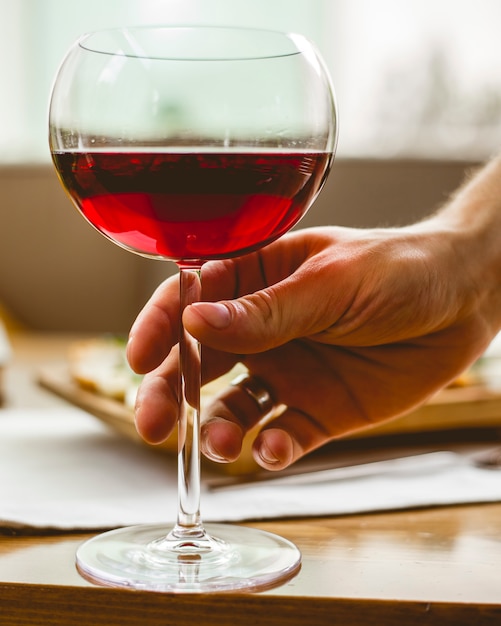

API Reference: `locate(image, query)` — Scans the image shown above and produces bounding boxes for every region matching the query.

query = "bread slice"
[68,336,140,408]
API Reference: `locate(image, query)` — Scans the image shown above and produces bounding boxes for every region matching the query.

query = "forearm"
[414,155,501,334]
[440,154,501,245]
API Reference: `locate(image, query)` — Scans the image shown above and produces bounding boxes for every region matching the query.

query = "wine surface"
[52,150,331,261]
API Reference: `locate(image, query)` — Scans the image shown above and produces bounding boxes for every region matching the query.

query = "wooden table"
[1,333,501,625]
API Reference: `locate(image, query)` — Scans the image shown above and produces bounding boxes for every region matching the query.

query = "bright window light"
[1,0,501,162]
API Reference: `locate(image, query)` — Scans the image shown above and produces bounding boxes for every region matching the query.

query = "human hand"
[127,215,500,472]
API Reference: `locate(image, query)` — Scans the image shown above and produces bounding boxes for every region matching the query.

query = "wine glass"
[49,25,337,593]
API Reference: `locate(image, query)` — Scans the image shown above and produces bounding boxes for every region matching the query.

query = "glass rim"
[77,25,310,62]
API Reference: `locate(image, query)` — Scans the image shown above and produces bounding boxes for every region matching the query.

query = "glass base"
[76,522,301,593]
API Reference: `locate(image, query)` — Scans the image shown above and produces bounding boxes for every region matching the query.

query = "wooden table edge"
[1,581,501,626]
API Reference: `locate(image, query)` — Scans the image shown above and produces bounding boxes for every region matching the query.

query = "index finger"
[127,273,181,374]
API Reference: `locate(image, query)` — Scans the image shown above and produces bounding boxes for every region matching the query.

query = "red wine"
[52,150,331,262]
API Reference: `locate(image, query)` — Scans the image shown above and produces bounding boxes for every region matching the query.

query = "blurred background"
[1,0,500,332]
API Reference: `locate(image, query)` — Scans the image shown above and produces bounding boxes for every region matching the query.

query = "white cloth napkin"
[0,319,11,366]
[1,407,500,531]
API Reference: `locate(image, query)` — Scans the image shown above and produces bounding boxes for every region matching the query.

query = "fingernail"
[191,302,231,329]
[201,420,227,462]
[257,441,280,465]
[125,334,134,358]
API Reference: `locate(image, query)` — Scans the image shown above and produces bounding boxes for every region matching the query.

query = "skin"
[127,156,501,471]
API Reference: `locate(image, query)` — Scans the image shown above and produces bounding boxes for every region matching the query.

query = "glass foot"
[76,522,301,593]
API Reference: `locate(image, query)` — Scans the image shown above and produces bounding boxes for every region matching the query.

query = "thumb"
[183,272,331,354]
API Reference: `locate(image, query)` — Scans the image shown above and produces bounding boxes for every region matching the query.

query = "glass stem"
[175,266,204,538]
